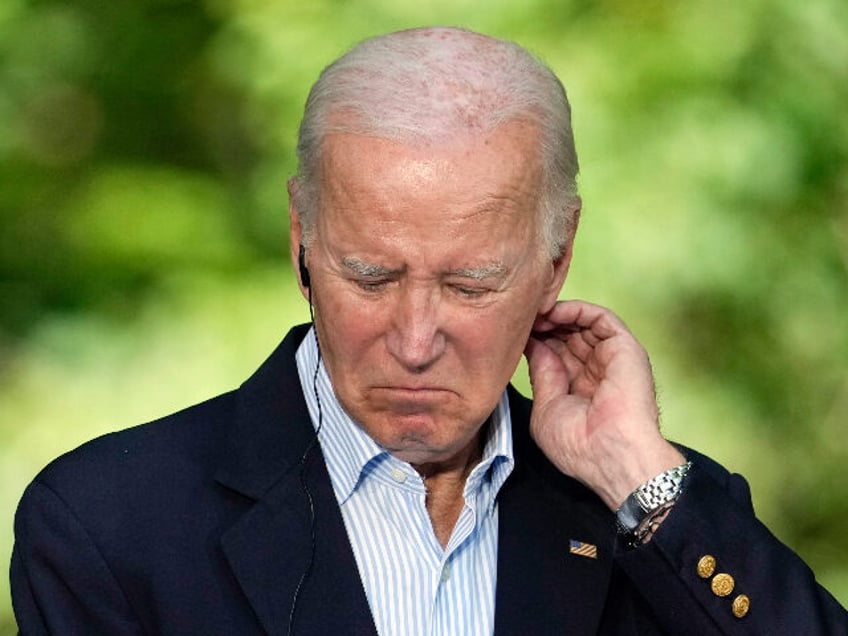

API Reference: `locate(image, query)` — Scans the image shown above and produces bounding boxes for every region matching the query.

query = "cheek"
[490,292,547,360]
[314,291,386,370]
[492,286,546,335]
[451,301,538,370]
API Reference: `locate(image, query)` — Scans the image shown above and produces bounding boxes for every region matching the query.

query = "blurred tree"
[0,0,274,341]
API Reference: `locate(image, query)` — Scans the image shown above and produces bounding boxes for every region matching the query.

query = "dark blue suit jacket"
[11,325,848,634]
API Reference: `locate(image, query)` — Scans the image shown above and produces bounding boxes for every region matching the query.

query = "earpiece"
[288,242,321,635]
[298,244,311,289]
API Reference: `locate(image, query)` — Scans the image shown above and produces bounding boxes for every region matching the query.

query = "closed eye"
[354,278,391,293]
[450,284,491,298]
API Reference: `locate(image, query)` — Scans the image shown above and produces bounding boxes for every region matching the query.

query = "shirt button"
[441,564,452,582]
[390,468,407,483]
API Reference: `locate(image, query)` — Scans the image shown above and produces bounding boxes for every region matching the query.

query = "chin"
[349,401,483,463]
[383,422,480,467]
[378,418,441,450]
[389,444,461,468]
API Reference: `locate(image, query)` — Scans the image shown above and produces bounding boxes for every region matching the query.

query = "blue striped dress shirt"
[295,328,515,636]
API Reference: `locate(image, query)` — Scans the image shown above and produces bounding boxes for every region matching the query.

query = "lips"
[370,386,455,412]
[373,386,453,396]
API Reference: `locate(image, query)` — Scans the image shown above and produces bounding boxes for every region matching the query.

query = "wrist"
[615,460,692,548]
[604,442,687,510]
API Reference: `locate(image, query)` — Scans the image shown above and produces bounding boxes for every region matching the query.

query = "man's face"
[290,121,572,468]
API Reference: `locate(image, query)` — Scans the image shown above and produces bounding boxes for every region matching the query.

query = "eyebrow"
[341,257,402,277]
[448,263,507,281]
[341,257,507,281]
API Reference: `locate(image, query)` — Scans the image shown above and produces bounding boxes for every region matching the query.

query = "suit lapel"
[215,326,377,636]
[213,329,616,635]
[220,452,377,636]
[494,388,617,636]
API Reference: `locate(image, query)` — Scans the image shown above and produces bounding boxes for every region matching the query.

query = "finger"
[526,333,603,401]
[524,335,572,397]
[533,300,630,341]
[539,331,594,364]
[547,335,612,400]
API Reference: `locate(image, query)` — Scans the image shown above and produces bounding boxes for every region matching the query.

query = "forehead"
[315,122,544,243]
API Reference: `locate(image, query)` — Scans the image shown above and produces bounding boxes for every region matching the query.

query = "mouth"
[373,386,454,395]
[370,386,456,411]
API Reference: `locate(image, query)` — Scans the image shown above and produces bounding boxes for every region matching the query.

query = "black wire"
[286,289,323,636]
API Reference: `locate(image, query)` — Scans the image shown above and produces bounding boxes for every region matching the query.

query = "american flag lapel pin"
[569,539,598,559]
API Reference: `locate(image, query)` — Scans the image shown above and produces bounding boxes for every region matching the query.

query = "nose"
[385,283,446,372]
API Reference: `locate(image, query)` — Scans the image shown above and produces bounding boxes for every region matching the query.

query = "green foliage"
[1,0,846,630]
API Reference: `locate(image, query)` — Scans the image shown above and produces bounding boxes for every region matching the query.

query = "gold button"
[732,594,750,618]
[711,573,735,597]
[697,555,716,578]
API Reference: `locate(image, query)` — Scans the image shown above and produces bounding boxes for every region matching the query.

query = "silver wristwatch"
[616,461,692,546]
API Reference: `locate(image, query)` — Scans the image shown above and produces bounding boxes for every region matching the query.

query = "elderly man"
[11,27,847,635]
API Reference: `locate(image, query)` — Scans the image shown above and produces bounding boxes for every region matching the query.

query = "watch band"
[616,461,692,545]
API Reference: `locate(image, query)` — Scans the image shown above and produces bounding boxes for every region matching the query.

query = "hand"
[524,300,685,510]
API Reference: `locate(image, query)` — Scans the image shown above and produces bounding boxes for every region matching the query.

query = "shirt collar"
[295,327,515,508]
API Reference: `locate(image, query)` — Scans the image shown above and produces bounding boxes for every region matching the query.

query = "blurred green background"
[2,0,846,630]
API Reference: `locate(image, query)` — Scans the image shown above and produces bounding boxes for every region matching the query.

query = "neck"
[412,432,485,548]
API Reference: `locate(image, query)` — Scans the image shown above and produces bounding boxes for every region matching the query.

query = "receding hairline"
[292,26,580,257]
[306,27,564,143]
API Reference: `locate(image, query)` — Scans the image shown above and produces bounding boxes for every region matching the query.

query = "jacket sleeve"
[614,450,848,635]
[11,480,143,636]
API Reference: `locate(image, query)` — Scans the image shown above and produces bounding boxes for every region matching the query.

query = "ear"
[288,178,310,301]
[538,201,581,313]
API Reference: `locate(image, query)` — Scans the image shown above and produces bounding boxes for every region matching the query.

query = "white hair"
[292,27,580,258]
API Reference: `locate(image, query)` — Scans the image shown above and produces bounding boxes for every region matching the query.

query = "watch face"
[615,494,643,534]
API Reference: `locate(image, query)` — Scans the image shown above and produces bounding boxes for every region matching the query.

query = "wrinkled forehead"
[314,124,546,244]
[317,120,544,186]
